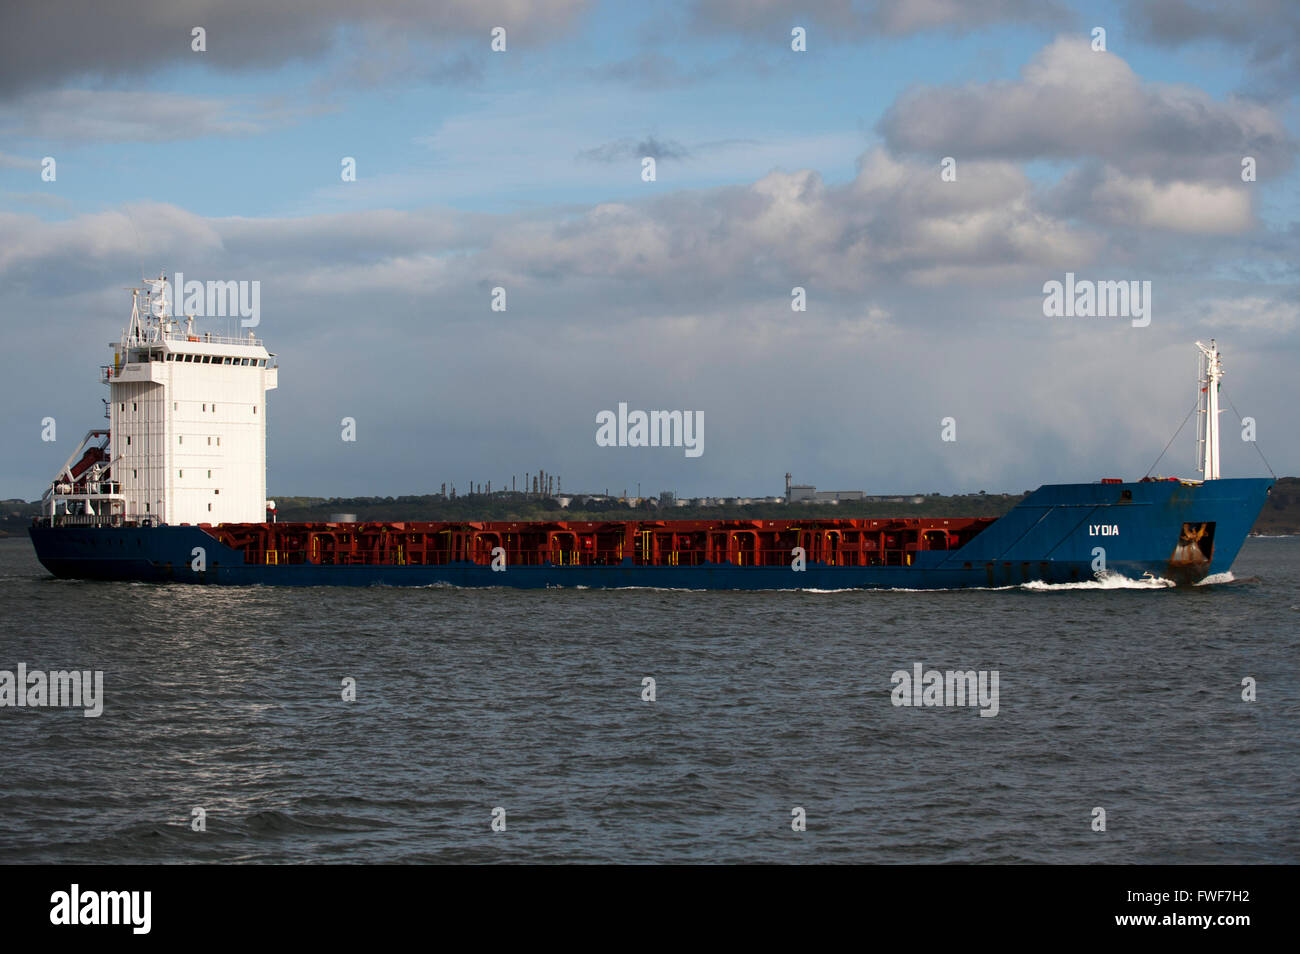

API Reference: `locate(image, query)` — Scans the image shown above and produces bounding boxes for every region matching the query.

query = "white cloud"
[878,36,1294,182]
[1086,170,1254,234]
[0,89,263,143]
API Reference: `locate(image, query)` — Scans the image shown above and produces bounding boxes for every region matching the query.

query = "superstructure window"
[202,404,206,411]
[179,470,183,478]
[178,435,183,444]
[253,406,257,414]
[126,436,131,445]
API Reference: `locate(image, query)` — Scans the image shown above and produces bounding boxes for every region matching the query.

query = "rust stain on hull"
[1167,521,1216,584]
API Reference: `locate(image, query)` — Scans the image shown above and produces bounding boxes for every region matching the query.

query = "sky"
[2,0,1298,500]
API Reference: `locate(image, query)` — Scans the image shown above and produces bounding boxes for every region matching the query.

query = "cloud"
[2,171,1294,499]
[690,0,1067,36]
[0,145,1098,304]
[0,204,224,290]
[1194,293,1300,334]
[467,147,1098,292]
[1050,166,1254,234]
[0,151,39,170]
[0,0,592,97]
[878,36,1294,181]
[578,135,693,163]
[0,89,263,143]
[1126,0,1300,99]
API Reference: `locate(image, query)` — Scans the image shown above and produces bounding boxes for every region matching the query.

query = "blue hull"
[28,478,1272,589]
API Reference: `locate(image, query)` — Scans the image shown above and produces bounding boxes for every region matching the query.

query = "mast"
[1195,339,1223,480]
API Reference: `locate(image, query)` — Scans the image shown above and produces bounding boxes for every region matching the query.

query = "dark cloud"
[1125,0,1300,100]
[578,136,693,162]
[0,0,590,97]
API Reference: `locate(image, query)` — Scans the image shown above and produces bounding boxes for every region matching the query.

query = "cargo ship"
[29,278,1272,589]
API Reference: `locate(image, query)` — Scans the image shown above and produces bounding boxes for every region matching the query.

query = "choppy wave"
[1195,571,1237,586]
[1019,572,1176,591]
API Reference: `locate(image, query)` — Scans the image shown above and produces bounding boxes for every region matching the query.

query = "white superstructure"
[44,275,277,526]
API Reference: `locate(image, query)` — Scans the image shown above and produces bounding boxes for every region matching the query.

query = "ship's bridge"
[43,275,278,528]
[103,331,276,385]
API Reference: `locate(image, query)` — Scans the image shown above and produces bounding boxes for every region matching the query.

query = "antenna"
[141,273,171,343]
